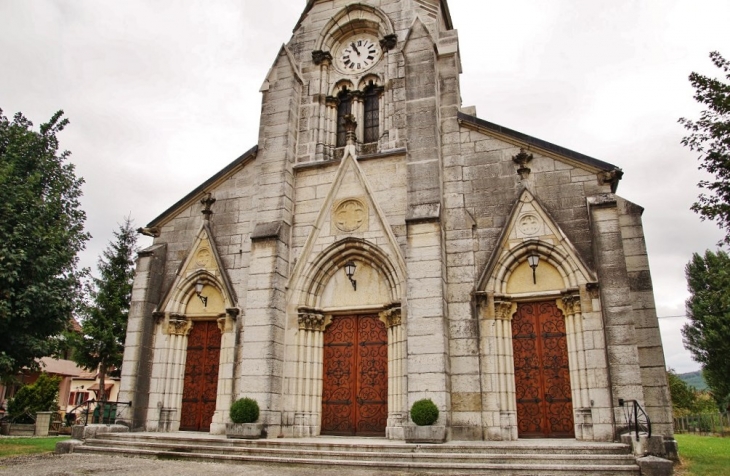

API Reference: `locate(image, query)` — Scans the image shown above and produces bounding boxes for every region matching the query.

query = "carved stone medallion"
[518,214,541,236]
[195,248,211,268]
[333,199,368,233]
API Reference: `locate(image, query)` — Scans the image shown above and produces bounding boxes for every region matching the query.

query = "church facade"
[119,0,673,443]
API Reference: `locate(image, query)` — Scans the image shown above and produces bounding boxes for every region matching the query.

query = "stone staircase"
[73,432,641,475]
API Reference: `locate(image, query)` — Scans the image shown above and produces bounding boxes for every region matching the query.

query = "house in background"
[66,368,120,414]
[0,357,84,417]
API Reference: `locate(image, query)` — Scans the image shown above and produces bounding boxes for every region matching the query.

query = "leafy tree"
[69,218,137,402]
[0,109,89,380]
[683,250,730,408]
[7,373,61,423]
[679,51,730,243]
[667,369,696,416]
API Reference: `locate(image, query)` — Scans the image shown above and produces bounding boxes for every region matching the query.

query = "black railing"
[619,398,652,441]
[65,399,132,427]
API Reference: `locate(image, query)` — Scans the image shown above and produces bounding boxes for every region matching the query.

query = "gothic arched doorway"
[512,301,575,438]
[179,319,221,432]
[321,314,388,436]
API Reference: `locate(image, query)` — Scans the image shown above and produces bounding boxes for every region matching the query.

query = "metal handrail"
[619,398,652,441]
[65,399,132,426]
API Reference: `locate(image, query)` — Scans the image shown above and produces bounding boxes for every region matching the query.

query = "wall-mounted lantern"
[344,260,357,291]
[195,280,208,307]
[527,254,540,285]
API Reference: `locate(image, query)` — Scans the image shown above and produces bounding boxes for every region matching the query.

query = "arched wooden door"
[322,315,388,436]
[180,320,221,432]
[512,301,575,438]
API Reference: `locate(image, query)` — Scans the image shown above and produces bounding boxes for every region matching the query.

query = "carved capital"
[298,309,326,332]
[325,96,340,108]
[226,308,241,320]
[312,50,333,66]
[380,306,402,329]
[494,300,514,321]
[380,34,398,51]
[168,318,192,336]
[217,317,234,334]
[561,293,582,317]
[153,311,166,324]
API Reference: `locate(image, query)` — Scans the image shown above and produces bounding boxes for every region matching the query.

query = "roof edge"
[147,145,258,228]
[457,112,620,172]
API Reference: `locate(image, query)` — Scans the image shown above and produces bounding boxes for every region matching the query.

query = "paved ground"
[0,453,429,476]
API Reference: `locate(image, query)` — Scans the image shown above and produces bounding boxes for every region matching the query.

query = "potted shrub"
[225,397,264,439]
[404,398,446,443]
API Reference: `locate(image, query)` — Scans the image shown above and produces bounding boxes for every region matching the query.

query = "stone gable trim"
[156,222,238,315]
[146,145,258,228]
[477,188,597,294]
[457,112,622,187]
[261,44,304,92]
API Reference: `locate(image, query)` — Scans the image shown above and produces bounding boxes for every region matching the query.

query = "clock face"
[338,36,381,73]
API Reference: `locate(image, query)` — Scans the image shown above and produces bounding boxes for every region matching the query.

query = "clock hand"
[350,42,360,55]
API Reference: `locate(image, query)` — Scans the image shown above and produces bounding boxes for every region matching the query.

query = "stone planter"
[226,422,264,439]
[0,423,36,437]
[403,424,447,444]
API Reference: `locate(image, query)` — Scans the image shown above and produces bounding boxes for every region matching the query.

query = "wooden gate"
[512,301,575,438]
[180,320,221,432]
[322,315,388,436]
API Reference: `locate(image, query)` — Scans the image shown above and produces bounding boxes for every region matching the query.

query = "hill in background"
[678,370,708,391]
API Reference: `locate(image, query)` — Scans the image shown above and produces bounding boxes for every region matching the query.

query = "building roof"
[457,112,621,173]
[147,146,257,228]
[37,357,84,377]
[77,369,98,380]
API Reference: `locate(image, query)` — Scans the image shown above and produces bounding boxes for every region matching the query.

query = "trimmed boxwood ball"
[410,398,439,426]
[230,397,259,424]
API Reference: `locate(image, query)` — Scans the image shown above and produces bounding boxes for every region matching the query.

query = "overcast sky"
[1,0,728,373]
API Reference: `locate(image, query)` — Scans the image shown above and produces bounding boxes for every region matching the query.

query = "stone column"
[381,305,405,440]
[147,315,192,432]
[325,96,339,158]
[478,295,517,440]
[560,292,593,440]
[210,308,240,434]
[292,309,325,437]
[351,90,364,146]
[312,51,332,161]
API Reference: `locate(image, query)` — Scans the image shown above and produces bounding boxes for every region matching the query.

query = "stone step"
[93,432,634,456]
[80,438,637,466]
[73,433,641,475]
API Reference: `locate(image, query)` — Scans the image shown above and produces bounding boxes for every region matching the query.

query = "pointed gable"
[290,151,406,310]
[157,222,237,315]
[478,188,596,295]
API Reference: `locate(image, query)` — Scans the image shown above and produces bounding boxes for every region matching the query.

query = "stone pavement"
[0,453,432,476]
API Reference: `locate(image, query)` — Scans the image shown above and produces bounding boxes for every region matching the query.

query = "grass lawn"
[676,434,730,476]
[0,437,69,459]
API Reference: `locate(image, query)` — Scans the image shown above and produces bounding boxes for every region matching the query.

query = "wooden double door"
[512,301,575,438]
[180,320,221,432]
[322,315,388,436]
